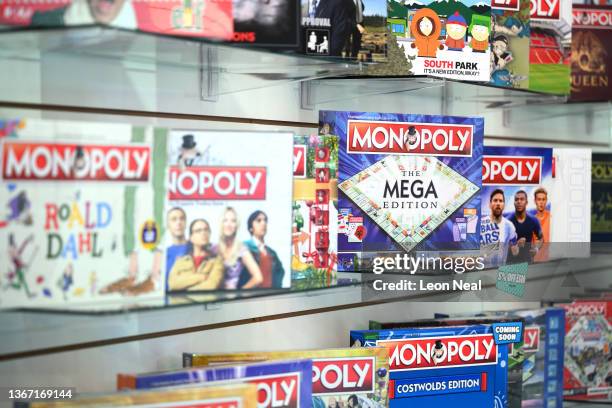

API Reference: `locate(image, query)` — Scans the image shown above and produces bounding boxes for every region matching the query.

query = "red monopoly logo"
[293,145,307,178]
[254,373,300,408]
[168,166,266,200]
[379,334,497,371]
[572,8,612,29]
[492,0,520,12]
[530,0,560,20]
[1,141,150,182]
[311,357,375,395]
[563,301,607,316]
[482,156,542,185]
[523,327,541,352]
[190,399,241,408]
[347,120,473,157]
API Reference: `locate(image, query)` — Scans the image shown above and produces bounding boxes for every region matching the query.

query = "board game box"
[557,300,612,400]
[117,359,312,408]
[291,134,338,282]
[183,347,390,408]
[480,146,554,267]
[489,0,531,88]
[529,0,572,94]
[351,322,523,408]
[320,110,484,265]
[20,383,258,408]
[434,308,566,408]
[591,153,612,242]
[387,0,492,81]
[164,129,293,291]
[369,316,526,408]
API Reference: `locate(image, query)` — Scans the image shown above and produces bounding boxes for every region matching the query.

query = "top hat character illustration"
[178,134,203,167]
[432,340,445,364]
[405,126,418,148]
[181,134,197,149]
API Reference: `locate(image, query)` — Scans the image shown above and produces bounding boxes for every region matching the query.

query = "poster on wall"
[301,0,387,60]
[163,130,293,292]
[292,134,338,283]
[0,118,166,309]
[570,5,612,101]
[592,153,612,242]
[489,0,531,88]
[387,0,492,81]
[480,146,554,266]
[321,110,484,270]
[0,0,234,40]
[528,0,572,94]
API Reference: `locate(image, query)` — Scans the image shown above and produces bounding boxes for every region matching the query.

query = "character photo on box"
[164,130,293,292]
[529,0,572,94]
[480,147,553,267]
[292,135,338,284]
[302,0,387,60]
[321,110,483,263]
[0,119,166,309]
[387,0,492,81]
[489,0,531,88]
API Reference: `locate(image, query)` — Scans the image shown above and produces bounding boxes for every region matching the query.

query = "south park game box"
[387,0,492,81]
[557,300,612,400]
[183,347,390,408]
[18,383,258,408]
[117,359,312,408]
[433,308,566,408]
[351,322,523,408]
[320,110,483,262]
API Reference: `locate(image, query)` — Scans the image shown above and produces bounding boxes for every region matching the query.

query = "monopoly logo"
[379,334,497,371]
[530,0,560,20]
[523,327,541,352]
[564,302,607,316]
[192,399,241,408]
[347,120,473,157]
[1,141,150,182]
[592,162,612,181]
[572,8,612,28]
[168,166,266,200]
[293,145,307,178]
[492,0,520,12]
[482,156,542,185]
[311,357,375,395]
[255,373,300,408]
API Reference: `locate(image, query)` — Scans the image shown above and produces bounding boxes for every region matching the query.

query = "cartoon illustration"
[410,8,444,58]
[6,191,32,225]
[6,233,38,298]
[57,263,74,301]
[432,340,445,365]
[445,11,468,51]
[177,134,204,167]
[469,14,490,53]
[492,35,512,71]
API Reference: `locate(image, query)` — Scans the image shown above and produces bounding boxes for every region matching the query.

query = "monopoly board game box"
[592,153,612,242]
[369,316,525,408]
[183,347,390,408]
[291,134,338,282]
[387,0,492,81]
[489,0,531,88]
[351,322,523,408]
[480,146,554,267]
[557,300,611,400]
[164,129,293,291]
[117,359,312,408]
[320,110,484,264]
[19,383,258,408]
[434,308,566,408]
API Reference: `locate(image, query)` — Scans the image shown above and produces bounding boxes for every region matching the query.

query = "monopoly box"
[434,308,566,408]
[557,300,612,400]
[117,359,312,408]
[591,153,612,242]
[351,322,523,407]
[369,316,525,408]
[21,383,258,408]
[321,110,484,266]
[183,347,390,408]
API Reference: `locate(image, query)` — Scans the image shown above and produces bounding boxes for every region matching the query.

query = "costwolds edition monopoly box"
[183,347,390,408]
[117,359,312,408]
[434,308,566,408]
[20,383,258,408]
[557,300,611,400]
[351,322,523,407]
[320,110,484,268]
